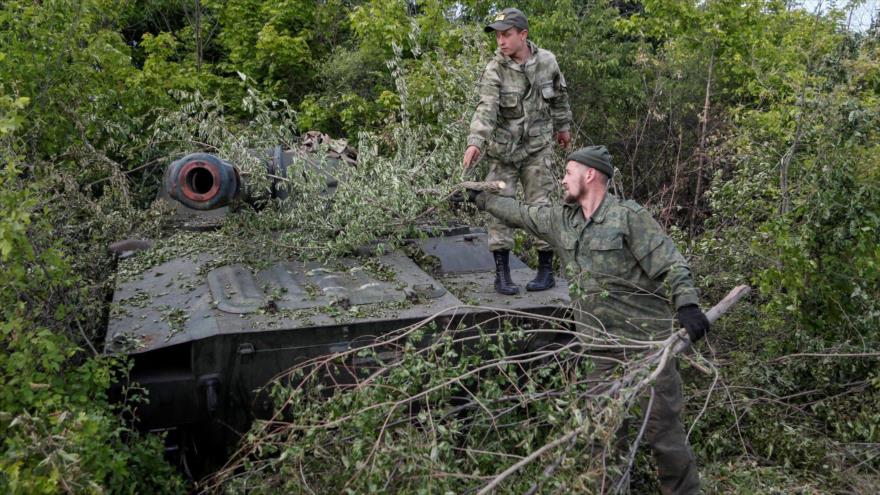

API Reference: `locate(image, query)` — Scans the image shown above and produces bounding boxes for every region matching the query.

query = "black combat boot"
[526,250,556,291]
[493,249,520,296]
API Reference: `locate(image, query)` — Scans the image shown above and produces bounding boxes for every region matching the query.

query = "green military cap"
[567,145,614,178]
[485,8,529,33]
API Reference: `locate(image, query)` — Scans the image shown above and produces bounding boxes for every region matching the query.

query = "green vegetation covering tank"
[105,146,571,475]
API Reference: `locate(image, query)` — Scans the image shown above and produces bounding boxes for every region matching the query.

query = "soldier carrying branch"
[469,146,709,494]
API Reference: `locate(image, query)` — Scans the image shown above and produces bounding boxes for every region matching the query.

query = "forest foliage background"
[1,0,879,493]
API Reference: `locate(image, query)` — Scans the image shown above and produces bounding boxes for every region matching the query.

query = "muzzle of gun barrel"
[165,153,241,210]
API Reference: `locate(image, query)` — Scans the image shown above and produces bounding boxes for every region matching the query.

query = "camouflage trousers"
[587,352,701,495]
[484,147,556,252]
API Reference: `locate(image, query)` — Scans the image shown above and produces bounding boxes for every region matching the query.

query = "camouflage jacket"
[467,40,572,163]
[480,193,700,339]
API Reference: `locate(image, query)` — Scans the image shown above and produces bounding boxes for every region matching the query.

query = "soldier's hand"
[556,131,571,149]
[463,145,481,170]
[469,189,490,210]
[677,304,710,343]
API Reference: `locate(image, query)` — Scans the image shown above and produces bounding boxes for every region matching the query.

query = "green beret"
[567,145,613,178]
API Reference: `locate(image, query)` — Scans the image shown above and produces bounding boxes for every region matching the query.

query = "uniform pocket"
[489,128,513,157]
[499,92,523,119]
[589,237,623,250]
[526,120,553,153]
[588,236,630,278]
[494,127,511,143]
[528,122,549,136]
[540,84,556,100]
[559,232,580,274]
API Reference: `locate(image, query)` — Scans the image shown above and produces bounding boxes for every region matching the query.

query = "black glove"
[449,189,479,204]
[677,304,710,342]
[465,189,489,209]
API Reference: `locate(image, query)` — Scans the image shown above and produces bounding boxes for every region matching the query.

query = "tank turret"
[107,139,571,478]
[162,143,345,215]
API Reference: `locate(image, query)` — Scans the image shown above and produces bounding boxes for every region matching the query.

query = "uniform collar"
[565,192,614,227]
[526,40,538,58]
[591,193,613,224]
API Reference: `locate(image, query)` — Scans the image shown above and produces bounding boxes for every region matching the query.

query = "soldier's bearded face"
[562,161,586,203]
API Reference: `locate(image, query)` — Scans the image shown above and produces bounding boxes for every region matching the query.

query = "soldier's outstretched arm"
[476,194,562,248]
[627,208,700,309]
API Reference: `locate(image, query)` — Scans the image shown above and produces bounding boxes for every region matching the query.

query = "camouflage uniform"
[467,40,572,251]
[477,192,701,495]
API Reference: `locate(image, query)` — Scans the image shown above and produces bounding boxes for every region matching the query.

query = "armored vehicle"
[105,143,571,475]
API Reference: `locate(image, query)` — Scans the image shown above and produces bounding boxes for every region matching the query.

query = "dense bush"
[1,0,878,492]
[0,103,183,492]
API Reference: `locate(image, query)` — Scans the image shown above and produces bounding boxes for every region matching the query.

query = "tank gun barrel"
[164,153,241,210]
[164,144,344,211]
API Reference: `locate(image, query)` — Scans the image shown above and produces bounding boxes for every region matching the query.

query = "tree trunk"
[195,0,203,73]
[690,46,715,234]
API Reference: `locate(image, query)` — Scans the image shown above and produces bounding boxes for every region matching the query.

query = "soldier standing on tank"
[469,145,710,494]
[463,7,572,296]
